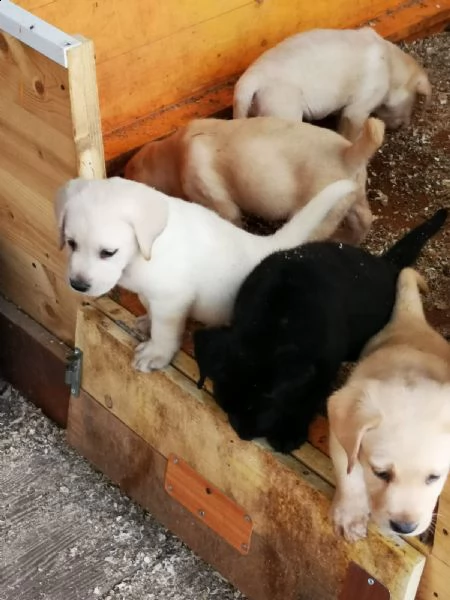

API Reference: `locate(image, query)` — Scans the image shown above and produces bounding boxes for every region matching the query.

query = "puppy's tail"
[342,117,385,172]
[391,268,428,323]
[383,208,448,267]
[268,179,357,251]
[233,75,258,118]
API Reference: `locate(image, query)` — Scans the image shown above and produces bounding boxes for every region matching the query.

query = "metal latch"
[65,347,83,397]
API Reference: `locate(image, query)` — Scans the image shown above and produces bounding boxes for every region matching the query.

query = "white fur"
[234,27,430,138]
[56,177,356,372]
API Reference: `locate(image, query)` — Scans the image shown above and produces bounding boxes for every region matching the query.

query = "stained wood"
[0,295,70,426]
[0,236,79,345]
[165,453,253,555]
[15,0,450,136]
[432,496,450,567]
[68,389,425,600]
[73,304,426,600]
[0,32,103,342]
[416,552,450,600]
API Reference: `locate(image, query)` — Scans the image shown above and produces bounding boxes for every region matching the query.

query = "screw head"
[368,578,375,586]
[244,515,252,523]
[198,510,205,518]
[167,484,173,493]
[241,543,248,552]
[173,457,179,464]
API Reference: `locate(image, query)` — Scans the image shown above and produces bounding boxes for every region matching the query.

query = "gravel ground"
[1,381,245,600]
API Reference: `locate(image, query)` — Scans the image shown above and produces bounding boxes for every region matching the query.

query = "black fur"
[194,208,448,453]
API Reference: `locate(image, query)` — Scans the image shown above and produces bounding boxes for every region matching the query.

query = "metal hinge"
[65,347,83,397]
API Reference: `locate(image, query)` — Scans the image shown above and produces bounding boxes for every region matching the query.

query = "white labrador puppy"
[56,177,356,371]
[328,269,450,542]
[234,27,431,140]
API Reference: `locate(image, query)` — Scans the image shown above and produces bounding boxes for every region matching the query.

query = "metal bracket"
[65,347,83,397]
[340,563,390,599]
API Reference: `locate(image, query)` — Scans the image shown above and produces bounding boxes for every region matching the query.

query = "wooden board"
[0,295,70,426]
[416,553,450,600]
[15,0,450,137]
[68,389,424,600]
[71,303,426,600]
[0,31,104,342]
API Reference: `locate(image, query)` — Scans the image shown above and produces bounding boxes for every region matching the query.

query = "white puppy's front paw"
[132,341,173,372]
[135,314,150,337]
[331,497,370,542]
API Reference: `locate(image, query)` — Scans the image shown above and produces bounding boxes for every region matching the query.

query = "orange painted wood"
[15,0,450,137]
[165,453,253,555]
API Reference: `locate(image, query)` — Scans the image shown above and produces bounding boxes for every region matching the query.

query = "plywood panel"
[416,553,450,600]
[75,303,426,600]
[0,31,103,339]
[0,236,79,344]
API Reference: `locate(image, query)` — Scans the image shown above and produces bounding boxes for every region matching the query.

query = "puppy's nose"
[70,278,91,293]
[389,520,418,535]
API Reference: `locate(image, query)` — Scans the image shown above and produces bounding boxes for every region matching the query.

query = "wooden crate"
[1,0,450,598]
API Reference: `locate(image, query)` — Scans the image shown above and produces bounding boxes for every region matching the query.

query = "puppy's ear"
[194,327,231,389]
[327,385,382,474]
[54,178,90,250]
[128,189,168,261]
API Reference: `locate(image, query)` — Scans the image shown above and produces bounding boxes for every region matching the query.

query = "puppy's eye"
[372,468,393,483]
[426,474,441,485]
[67,239,77,251]
[99,249,118,259]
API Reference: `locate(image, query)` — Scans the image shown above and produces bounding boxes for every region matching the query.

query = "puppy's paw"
[331,497,369,542]
[135,314,150,337]
[132,341,173,372]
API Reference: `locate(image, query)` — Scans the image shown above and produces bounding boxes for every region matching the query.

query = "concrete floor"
[1,381,245,600]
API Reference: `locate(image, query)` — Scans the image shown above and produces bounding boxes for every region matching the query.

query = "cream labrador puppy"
[124,116,384,244]
[234,27,431,140]
[55,177,357,372]
[328,268,450,542]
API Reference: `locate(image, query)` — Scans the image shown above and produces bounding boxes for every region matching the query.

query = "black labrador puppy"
[194,208,447,453]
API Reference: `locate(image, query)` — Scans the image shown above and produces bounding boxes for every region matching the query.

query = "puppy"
[55,177,357,372]
[194,209,447,453]
[124,116,385,244]
[233,27,431,140]
[328,268,450,542]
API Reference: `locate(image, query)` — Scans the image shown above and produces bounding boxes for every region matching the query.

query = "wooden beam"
[0,295,70,426]
[73,303,426,600]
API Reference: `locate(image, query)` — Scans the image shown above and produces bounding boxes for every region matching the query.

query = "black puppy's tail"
[383,208,448,267]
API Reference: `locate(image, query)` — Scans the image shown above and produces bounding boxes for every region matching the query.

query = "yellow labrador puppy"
[234,27,431,140]
[125,116,384,244]
[328,268,450,542]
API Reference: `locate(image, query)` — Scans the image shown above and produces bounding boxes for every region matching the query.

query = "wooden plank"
[0,32,104,339]
[68,389,423,600]
[416,553,450,600]
[432,496,450,567]
[74,304,426,600]
[0,236,79,345]
[340,563,390,600]
[0,295,70,426]
[16,0,449,134]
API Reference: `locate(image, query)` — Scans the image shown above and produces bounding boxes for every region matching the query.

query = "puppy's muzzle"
[389,520,418,535]
[70,278,91,293]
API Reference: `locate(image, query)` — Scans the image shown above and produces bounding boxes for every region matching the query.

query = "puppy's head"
[376,49,431,130]
[55,177,168,297]
[329,378,450,537]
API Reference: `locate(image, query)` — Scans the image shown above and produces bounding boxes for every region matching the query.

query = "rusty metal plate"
[165,454,253,554]
[340,562,390,600]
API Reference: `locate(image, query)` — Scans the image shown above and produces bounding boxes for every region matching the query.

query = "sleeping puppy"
[194,209,447,453]
[328,268,450,542]
[233,27,431,140]
[124,116,385,244]
[55,177,357,372]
